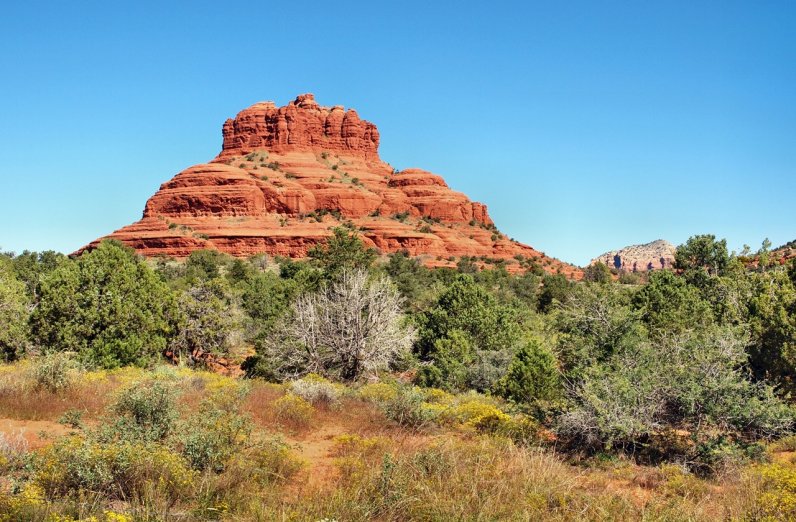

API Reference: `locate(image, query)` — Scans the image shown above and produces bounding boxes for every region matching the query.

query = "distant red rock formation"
[82,94,580,278]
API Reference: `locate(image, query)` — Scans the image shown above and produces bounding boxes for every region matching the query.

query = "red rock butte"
[82,94,580,277]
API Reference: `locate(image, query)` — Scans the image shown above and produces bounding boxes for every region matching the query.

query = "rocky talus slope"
[591,239,676,272]
[83,94,580,277]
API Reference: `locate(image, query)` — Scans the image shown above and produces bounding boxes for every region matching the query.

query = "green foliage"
[415,275,522,390]
[496,340,561,406]
[382,386,438,431]
[171,279,236,364]
[556,283,644,377]
[0,258,29,360]
[177,399,252,472]
[226,258,254,284]
[786,258,796,286]
[674,234,729,276]
[8,249,65,299]
[618,271,642,285]
[307,227,377,277]
[383,251,436,307]
[745,269,796,392]
[35,436,195,502]
[58,408,84,429]
[537,273,574,313]
[242,271,298,334]
[185,249,230,281]
[31,241,177,368]
[558,325,793,468]
[99,380,179,443]
[418,275,521,355]
[28,351,83,392]
[583,262,612,283]
[633,269,713,336]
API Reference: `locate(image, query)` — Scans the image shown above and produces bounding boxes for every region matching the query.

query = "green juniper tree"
[31,241,177,368]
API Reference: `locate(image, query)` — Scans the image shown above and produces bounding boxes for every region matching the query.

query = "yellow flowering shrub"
[274,393,314,428]
[102,512,133,522]
[231,438,305,485]
[357,382,399,403]
[439,396,507,427]
[422,388,455,405]
[332,434,389,458]
[755,463,796,521]
[35,436,196,502]
[0,483,45,521]
[656,463,708,498]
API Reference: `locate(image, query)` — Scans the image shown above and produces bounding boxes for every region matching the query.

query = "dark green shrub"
[31,241,177,368]
[496,341,561,406]
[583,262,612,283]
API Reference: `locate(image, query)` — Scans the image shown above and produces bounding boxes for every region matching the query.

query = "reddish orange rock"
[82,94,581,278]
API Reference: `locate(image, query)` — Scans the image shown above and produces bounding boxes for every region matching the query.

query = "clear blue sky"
[1,1,794,266]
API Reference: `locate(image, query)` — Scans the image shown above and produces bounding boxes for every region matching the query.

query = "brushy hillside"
[1,362,794,521]
[1,232,796,520]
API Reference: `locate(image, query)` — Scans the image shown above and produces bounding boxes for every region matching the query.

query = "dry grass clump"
[0,359,115,421]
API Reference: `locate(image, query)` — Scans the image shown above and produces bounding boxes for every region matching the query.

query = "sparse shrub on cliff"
[307,227,377,277]
[185,248,231,281]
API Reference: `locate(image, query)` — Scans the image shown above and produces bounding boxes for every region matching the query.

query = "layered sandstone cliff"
[591,239,676,272]
[83,94,580,277]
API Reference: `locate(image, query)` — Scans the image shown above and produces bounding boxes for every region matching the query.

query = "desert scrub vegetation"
[1,232,796,518]
[0,362,795,520]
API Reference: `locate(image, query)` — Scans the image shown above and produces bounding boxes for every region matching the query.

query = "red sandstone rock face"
[220,94,380,160]
[83,94,581,278]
